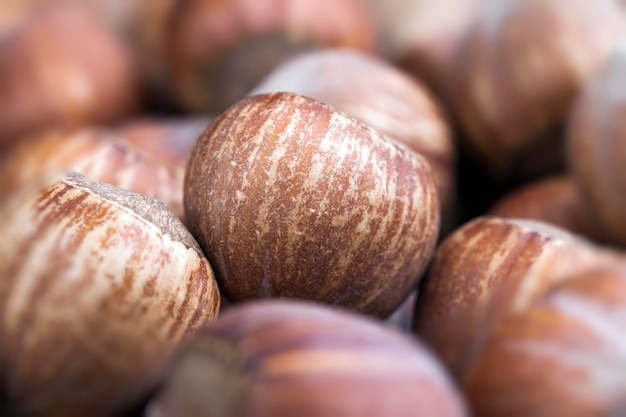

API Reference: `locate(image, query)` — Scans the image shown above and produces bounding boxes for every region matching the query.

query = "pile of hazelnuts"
[1,0,626,416]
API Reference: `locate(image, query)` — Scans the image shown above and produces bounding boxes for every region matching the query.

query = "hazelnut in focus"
[184,92,440,318]
[0,172,220,416]
[250,48,456,216]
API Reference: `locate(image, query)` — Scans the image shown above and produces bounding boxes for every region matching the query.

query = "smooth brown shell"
[165,0,377,113]
[0,6,140,149]
[446,0,626,180]
[184,92,440,318]
[147,300,468,417]
[567,43,626,246]
[0,172,220,416]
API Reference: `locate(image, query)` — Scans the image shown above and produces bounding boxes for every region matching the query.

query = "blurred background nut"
[487,175,607,243]
[567,43,626,247]
[446,0,626,182]
[365,0,486,94]
[0,0,136,37]
[184,92,440,318]
[0,172,220,416]
[0,117,211,221]
[250,48,456,218]
[165,0,377,114]
[147,300,468,417]
[0,5,141,151]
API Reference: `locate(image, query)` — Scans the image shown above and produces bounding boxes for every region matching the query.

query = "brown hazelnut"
[184,92,440,318]
[0,172,220,416]
[0,0,138,37]
[487,175,606,242]
[0,117,211,221]
[0,6,141,150]
[567,42,626,247]
[250,48,456,214]
[446,0,626,181]
[465,268,626,416]
[413,216,626,377]
[165,0,377,113]
[147,300,468,417]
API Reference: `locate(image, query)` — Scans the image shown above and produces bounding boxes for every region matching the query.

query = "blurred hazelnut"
[165,0,377,113]
[488,175,606,242]
[0,117,211,221]
[147,300,468,417]
[465,268,626,416]
[414,216,626,377]
[0,6,141,150]
[567,42,626,247]
[365,0,486,93]
[447,0,626,181]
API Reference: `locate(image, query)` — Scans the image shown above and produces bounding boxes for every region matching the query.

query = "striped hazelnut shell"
[0,172,220,416]
[184,92,440,318]
[414,216,626,377]
[146,300,468,417]
[465,268,626,416]
[0,118,210,221]
[250,48,455,214]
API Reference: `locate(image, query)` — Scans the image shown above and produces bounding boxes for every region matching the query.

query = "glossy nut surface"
[184,92,440,318]
[567,43,626,246]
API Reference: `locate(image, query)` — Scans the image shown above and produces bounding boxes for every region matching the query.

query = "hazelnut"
[365,0,486,93]
[413,216,626,377]
[147,300,468,417]
[0,172,220,416]
[567,42,626,246]
[0,6,141,150]
[465,268,626,416]
[487,175,606,242]
[165,0,377,113]
[184,92,440,318]
[446,0,626,181]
